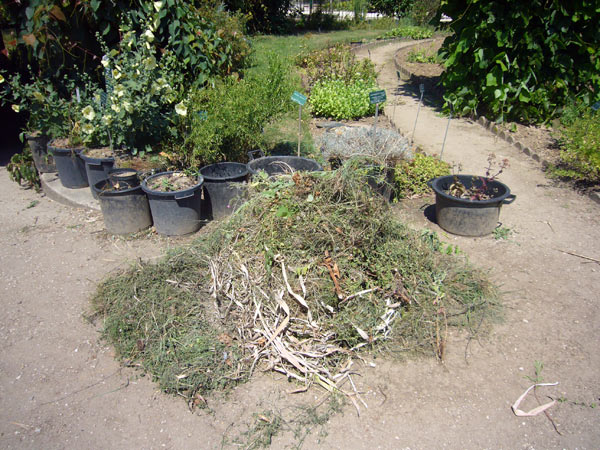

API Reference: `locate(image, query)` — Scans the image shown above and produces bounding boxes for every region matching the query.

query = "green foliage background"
[439,0,600,124]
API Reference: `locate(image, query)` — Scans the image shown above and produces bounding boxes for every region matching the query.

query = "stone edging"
[392,44,600,205]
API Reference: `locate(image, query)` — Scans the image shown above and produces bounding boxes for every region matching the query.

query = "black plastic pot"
[428,175,516,237]
[108,168,140,189]
[48,141,88,189]
[141,171,204,236]
[81,150,115,199]
[93,180,152,235]
[199,162,249,220]
[26,134,56,173]
[248,155,322,176]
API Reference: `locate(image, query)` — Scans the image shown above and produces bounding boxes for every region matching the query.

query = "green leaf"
[486,72,498,86]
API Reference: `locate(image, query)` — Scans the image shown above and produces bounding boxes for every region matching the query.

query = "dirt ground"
[1,40,599,449]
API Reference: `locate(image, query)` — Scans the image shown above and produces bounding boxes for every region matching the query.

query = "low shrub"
[309,78,379,120]
[394,152,450,198]
[552,111,600,183]
[406,48,438,64]
[379,25,433,40]
[170,55,296,167]
[7,147,40,191]
[296,43,377,87]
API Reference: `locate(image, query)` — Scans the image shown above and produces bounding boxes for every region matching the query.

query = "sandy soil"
[1,40,599,449]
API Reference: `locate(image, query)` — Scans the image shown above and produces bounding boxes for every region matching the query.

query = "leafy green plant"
[406,48,438,64]
[296,43,377,87]
[79,21,185,153]
[7,147,40,191]
[439,0,600,124]
[379,25,433,40]
[309,79,379,120]
[170,55,296,167]
[0,70,70,138]
[492,226,512,240]
[394,152,450,198]
[552,110,600,183]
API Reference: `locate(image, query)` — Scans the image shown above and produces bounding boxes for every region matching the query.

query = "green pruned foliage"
[92,164,498,402]
[439,0,600,124]
[552,110,600,183]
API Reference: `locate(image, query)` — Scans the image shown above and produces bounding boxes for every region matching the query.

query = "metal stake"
[440,105,452,160]
[297,105,302,157]
[410,84,425,148]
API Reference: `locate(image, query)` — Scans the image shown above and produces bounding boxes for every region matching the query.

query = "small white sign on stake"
[291,92,307,156]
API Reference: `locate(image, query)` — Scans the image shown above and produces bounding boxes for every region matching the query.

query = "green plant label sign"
[197,110,207,121]
[291,91,307,106]
[592,101,600,111]
[369,90,386,104]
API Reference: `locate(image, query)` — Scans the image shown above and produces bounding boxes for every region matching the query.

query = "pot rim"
[429,174,511,205]
[141,171,204,196]
[200,162,249,182]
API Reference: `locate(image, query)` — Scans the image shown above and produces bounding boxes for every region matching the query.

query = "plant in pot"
[0,70,71,174]
[428,154,516,237]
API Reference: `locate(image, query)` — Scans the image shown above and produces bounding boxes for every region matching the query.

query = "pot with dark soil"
[80,147,115,199]
[141,171,204,236]
[48,138,88,188]
[93,179,152,235]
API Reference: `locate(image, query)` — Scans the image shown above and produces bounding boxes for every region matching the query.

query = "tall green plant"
[439,0,600,124]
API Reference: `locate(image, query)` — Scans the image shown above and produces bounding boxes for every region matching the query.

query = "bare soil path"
[0,40,598,449]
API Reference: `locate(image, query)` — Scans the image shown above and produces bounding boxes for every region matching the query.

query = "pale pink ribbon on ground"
[511,382,560,417]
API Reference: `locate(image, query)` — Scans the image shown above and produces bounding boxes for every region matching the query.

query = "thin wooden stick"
[556,249,600,264]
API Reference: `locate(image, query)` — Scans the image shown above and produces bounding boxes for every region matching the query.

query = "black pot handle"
[247,149,264,161]
[174,191,195,200]
[503,194,516,204]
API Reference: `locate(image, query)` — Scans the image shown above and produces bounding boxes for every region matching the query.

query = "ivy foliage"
[439,0,600,124]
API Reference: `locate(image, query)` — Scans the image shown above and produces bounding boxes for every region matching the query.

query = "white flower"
[112,69,122,80]
[82,123,94,134]
[111,103,121,113]
[144,30,154,43]
[101,58,109,68]
[153,1,163,11]
[175,101,187,116]
[11,104,20,113]
[82,105,95,121]
[143,56,156,70]
[114,84,125,98]
[123,101,133,113]
[102,114,113,125]
[33,91,44,102]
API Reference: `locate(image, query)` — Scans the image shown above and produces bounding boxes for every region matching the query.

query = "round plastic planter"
[248,155,322,176]
[141,171,204,236]
[199,162,249,220]
[108,168,140,189]
[80,150,115,199]
[48,141,88,189]
[26,134,56,173]
[93,180,152,235]
[428,174,516,237]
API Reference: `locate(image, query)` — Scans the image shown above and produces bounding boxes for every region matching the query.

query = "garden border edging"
[392,43,600,206]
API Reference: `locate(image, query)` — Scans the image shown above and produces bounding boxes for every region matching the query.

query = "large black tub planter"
[142,171,204,236]
[93,180,152,235]
[248,155,322,176]
[80,149,115,199]
[428,174,516,237]
[199,162,249,220]
[48,140,88,188]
